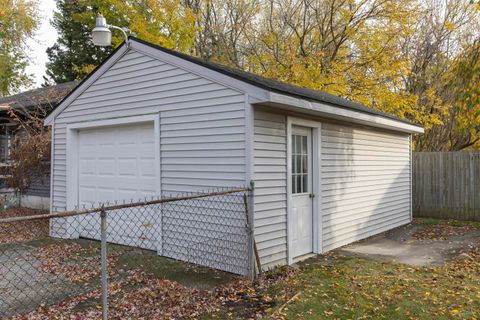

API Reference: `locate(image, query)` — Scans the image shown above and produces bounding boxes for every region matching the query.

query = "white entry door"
[76,122,159,249]
[290,126,313,258]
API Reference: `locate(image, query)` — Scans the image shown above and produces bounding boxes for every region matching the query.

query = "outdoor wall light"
[91,15,131,47]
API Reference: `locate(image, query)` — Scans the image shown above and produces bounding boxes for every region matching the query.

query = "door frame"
[65,114,161,211]
[286,116,322,264]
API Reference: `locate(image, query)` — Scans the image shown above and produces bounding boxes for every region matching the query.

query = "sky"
[25,0,59,88]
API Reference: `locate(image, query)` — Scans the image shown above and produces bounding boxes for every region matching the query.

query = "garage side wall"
[50,49,247,211]
[252,109,412,269]
[253,110,288,270]
[321,123,411,251]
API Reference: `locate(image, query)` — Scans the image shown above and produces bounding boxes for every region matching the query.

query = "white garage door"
[77,122,160,250]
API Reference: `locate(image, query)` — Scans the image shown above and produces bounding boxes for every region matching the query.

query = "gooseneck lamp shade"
[92,16,112,46]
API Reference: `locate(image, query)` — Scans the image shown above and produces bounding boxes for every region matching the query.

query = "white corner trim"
[409,134,413,222]
[65,114,161,211]
[286,117,292,265]
[268,92,424,134]
[49,119,55,213]
[286,116,323,265]
[244,94,254,185]
[44,44,130,126]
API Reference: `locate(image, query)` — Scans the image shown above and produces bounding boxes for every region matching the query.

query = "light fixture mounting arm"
[108,24,132,46]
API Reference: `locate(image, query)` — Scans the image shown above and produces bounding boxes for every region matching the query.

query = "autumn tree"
[46,0,197,84]
[247,0,419,117]
[407,0,480,150]
[191,0,479,151]
[45,0,114,84]
[0,0,39,96]
[44,0,480,151]
[184,0,260,68]
[4,85,74,194]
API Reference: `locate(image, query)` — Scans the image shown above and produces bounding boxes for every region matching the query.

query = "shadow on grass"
[26,237,237,290]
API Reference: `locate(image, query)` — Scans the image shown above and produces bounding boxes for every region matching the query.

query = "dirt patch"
[337,223,480,267]
[0,208,49,244]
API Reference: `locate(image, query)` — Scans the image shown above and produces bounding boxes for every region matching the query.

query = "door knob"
[309,193,315,198]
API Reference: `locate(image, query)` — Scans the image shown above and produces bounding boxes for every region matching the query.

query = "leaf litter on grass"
[0,208,49,244]
[412,225,476,241]
[269,237,480,320]
[6,239,299,320]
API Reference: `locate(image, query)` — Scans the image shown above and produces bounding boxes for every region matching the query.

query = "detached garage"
[45,37,423,271]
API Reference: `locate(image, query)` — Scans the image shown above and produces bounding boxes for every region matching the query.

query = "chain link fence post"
[100,208,108,320]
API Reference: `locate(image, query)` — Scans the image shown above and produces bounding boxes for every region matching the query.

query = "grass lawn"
[2,208,479,319]
[251,220,480,320]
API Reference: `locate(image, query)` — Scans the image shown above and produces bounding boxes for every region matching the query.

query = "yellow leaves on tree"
[71,0,479,151]
[246,0,422,121]
[0,0,39,96]
[76,0,197,51]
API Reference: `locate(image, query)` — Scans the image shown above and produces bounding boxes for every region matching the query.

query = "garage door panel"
[97,159,116,176]
[77,122,159,250]
[139,159,156,176]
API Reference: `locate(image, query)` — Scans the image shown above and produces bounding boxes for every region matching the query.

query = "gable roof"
[45,37,423,133]
[131,37,421,129]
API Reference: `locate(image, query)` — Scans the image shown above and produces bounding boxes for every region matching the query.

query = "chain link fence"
[0,186,254,318]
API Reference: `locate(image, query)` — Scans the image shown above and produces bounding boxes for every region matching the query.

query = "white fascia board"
[44,44,130,126]
[265,92,424,134]
[130,40,270,102]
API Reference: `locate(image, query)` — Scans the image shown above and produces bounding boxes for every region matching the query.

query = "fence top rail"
[0,186,252,224]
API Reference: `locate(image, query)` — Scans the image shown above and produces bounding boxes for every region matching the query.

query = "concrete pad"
[336,223,480,267]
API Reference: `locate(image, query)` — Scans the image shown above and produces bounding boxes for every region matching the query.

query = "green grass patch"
[114,249,237,289]
[262,251,480,319]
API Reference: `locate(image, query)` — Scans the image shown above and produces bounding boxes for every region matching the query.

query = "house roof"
[131,37,422,129]
[45,37,423,132]
[0,81,78,112]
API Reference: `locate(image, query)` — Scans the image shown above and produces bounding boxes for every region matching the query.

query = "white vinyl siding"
[253,110,288,270]
[252,109,412,267]
[50,49,246,211]
[49,44,416,273]
[321,123,411,251]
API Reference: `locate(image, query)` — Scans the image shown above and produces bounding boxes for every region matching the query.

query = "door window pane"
[291,132,309,194]
[302,155,307,173]
[303,174,308,192]
[297,174,302,193]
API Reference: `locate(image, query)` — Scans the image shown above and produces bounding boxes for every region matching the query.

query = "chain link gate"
[0,186,254,318]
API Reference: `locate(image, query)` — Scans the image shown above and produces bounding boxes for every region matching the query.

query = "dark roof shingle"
[0,81,78,111]
[131,37,421,128]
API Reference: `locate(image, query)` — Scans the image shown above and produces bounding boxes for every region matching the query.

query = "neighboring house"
[0,81,77,209]
[44,37,423,272]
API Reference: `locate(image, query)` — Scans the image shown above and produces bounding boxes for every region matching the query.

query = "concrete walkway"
[337,223,480,267]
[0,243,86,318]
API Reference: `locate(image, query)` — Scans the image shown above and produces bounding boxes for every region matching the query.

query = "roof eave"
[258,92,424,134]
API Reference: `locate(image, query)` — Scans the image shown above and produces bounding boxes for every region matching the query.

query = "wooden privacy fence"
[413,152,480,221]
